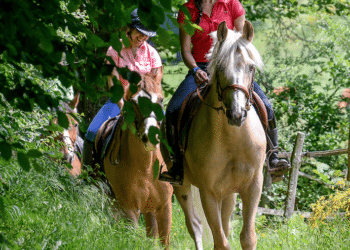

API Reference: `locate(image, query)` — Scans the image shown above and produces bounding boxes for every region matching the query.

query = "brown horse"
[98,74,173,246]
[167,21,266,250]
[52,92,82,176]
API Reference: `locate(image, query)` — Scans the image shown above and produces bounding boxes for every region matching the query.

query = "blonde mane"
[206,29,264,79]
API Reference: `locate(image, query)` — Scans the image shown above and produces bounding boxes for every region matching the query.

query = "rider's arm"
[179,22,208,85]
[107,72,124,109]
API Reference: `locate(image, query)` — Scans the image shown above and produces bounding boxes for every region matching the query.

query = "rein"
[197,67,255,114]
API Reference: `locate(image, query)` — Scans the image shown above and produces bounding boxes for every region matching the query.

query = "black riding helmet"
[130,8,157,37]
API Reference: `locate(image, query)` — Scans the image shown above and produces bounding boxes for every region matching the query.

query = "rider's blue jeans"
[85,99,121,143]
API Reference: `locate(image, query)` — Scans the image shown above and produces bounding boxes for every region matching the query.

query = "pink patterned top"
[106,41,162,89]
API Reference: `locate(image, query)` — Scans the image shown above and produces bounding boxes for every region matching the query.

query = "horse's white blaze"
[234,61,247,110]
[62,129,74,163]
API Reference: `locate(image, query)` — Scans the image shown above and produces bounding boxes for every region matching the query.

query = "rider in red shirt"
[159,0,290,185]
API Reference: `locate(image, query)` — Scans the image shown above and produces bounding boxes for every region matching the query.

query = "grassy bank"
[1,158,350,249]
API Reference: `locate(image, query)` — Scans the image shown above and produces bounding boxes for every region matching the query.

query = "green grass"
[1,158,350,250]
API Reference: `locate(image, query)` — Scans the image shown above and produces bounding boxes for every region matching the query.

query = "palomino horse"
[52,92,82,176]
[171,21,266,250]
[99,76,173,246]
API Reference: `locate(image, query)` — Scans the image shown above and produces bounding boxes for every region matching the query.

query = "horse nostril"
[141,134,148,144]
[242,109,247,119]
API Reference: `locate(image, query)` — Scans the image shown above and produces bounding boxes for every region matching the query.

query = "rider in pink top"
[82,9,163,168]
[106,42,162,89]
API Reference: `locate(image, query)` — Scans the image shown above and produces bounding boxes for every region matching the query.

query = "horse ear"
[242,20,254,42]
[69,91,80,110]
[217,21,228,42]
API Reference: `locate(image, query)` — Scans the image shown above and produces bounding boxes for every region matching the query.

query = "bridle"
[128,89,163,139]
[197,66,255,114]
[60,115,79,164]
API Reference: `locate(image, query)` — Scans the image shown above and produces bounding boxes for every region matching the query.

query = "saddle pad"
[177,85,211,152]
[74,135,84,161]
[95,115,124,170]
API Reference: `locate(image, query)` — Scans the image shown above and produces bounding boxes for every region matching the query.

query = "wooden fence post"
[284,132,305,220]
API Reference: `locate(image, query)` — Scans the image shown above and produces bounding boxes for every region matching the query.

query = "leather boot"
[266,116,291,183]
[159,124,183,186]
[81,137,94,170]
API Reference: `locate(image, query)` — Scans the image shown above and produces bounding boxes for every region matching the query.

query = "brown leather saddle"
[94,115,124,172]
[176,85,268,152]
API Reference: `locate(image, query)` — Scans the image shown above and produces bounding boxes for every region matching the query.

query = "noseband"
[198,66,255,114]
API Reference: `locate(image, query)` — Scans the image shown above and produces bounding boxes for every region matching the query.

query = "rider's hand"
[194,69,209,86]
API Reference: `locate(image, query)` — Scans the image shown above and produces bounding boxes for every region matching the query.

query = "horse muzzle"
[226,108,247,127]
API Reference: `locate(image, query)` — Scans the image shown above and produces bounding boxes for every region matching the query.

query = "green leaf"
[138,97,153,117]
[157,27,170,46]
[152,103,165,121]
[129,84,138,94]
[0,141,12,161]
[122,101,135,125]
[27,149,43,158]
[86,5,98,28]
[32,160,43,173]
[0,197,4,218]
[160,0,172,11]
[153,159,160,180]
[120,32,129,49]
[148,126,160,145]
[110,83,124,103]
[160,137,173,154]
[17,152,31,172]
[110,32,122,53]
[86,32,105,48]
[57,111,69,129]
[40,36,53,53]
[129,72,141,85]
[122,121,128,131]
[45,124,64,133]
[65,163,73,170]
[67,0,82,13]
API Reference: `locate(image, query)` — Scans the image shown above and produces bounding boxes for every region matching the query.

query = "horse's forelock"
[207,29,264,78]
[127,75,163,101]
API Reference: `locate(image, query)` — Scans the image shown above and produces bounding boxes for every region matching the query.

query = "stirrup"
[159,173,183,186]
[159,163,183,186]
[269,158,291,183]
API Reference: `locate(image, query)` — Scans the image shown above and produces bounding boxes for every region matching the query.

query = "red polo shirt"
[178,0,245,62]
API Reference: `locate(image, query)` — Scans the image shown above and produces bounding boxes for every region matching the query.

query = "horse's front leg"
[155,201,172,248]
[144,212,158,238]
[221,193,237,239]
[200,190,230,250]
[174,184,203,250]
[239,175,263,250]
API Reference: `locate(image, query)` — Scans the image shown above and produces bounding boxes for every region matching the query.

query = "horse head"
[129,88,163,151]
[52,92,80,164]
[207,21,263,126]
